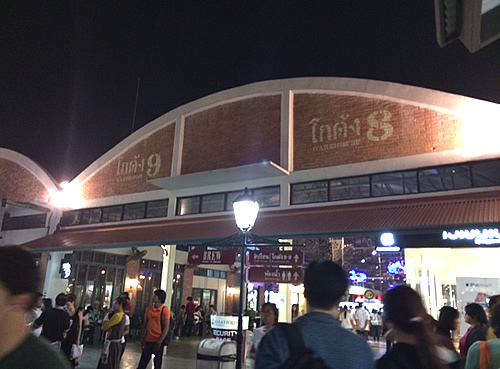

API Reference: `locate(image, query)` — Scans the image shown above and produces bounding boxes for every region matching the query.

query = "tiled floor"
[77,336,387,369]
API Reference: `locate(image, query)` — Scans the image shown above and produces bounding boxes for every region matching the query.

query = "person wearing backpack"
[136,289,170,369]
[255,261,375,369]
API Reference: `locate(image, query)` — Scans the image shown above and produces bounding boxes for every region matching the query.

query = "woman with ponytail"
[377,285,450,369]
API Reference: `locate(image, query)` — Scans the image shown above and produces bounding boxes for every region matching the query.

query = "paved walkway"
[77,337,386,369]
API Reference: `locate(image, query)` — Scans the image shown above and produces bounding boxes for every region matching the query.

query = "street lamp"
[233,187,259,369]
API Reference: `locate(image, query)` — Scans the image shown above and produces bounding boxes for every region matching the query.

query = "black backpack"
[160,306,176,346]
[277,323,332,369]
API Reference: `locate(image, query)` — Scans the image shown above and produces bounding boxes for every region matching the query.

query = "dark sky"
[1,1,499,183]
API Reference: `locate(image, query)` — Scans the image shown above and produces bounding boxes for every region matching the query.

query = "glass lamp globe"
[233,188,259,232]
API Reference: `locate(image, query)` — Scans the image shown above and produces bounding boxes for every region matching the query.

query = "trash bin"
[196,338,237,369]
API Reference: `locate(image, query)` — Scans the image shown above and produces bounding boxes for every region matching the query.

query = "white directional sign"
[248,250,304,266]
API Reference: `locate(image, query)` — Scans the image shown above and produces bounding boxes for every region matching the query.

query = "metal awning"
[20,190,500,252]
[149,161,289,191]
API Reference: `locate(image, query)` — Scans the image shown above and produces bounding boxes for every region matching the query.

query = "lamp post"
[233,188,259,369]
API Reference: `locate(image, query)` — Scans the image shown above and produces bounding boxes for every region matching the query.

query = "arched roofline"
[74,77,500,185]
[0,148,59,193]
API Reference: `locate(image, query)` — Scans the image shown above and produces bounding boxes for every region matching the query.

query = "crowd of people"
[5,244,500,369]
[252,260,500,369]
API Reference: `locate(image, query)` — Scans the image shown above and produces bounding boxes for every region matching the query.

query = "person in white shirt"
[25,292,43,336]
[339,306,353,332]
[250,303,278,360]
[353,304,370,339]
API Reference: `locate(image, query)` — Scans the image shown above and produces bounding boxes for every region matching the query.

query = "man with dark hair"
[119,291,131,357]
[183,296,196,337]
[487,294,500,339]
[0,246,71,368]
[256,261,374,369]
[34,292,71,349]
[136,289,171,369]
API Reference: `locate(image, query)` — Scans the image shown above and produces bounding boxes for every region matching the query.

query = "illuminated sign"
[376,246,401,252]
[387,260,406,276]
[380,232,395,246]
[60,261,72,279]
[349,269,368,283]
[442,228,500,246]
[377,232,400,252]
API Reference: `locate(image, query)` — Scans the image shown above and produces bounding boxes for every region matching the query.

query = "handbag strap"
[480,341,492,369]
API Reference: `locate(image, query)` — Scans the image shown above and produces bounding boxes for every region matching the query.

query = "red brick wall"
[81,124,175,200]
[126,259,140,316]
[294,94,464,171]
[182,265,194,302]
[181,96,281,174]
[225,271,236,315]
[0,159,50,202]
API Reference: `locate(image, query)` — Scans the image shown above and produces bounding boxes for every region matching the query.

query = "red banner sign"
[188,250,237,265]
[247,267,303,284]
[248,250,304,266]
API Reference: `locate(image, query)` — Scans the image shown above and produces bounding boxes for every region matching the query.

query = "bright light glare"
[233,200,259,232]
[49,181,81,208]
[461,100,500,157]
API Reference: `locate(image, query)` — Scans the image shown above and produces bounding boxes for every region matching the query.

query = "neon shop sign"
[442,228,500,246]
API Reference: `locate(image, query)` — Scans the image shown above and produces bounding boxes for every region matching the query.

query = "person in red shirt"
[136,289,170,369]
[183,296,196,337]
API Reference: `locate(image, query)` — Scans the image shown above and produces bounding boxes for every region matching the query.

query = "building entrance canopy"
[21,190,500,252]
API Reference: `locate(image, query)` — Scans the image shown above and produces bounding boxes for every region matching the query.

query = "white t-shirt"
[354,308,370,330]
[252,325,272,351]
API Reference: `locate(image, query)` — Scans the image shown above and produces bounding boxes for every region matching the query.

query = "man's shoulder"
[0,335,72,369]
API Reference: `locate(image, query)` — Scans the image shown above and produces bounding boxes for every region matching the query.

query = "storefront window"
[291,181,328,205]
[372,171,418,197]
[102,206,123,222]
[146,199,169,218]
[123,203,146,220]
[405,247,500,335]
[192,288,217,311]
[60,210,82,226]
[472,159,500,187]
[177,197,201,215]
[329,176,370,201]
[201,193,225,213]
[81,208,102,224]
[418,165,471,192]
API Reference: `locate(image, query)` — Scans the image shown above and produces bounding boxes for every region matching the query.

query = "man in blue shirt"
[256,260,374,369]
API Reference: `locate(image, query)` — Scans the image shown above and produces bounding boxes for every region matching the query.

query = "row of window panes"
[291,159,500,205]
[177,186,280,216]
[193,267,227,279]
[1,213,47,231]
[72,251,128,266]
[61,199,169,226]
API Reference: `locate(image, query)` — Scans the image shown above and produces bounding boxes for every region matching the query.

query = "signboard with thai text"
[188,250,237,265]
[247,267,303,284]
[248,250,304,266]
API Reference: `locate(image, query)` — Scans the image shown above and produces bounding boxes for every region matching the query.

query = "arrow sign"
[188,250,237,265]
[248,250,304,266]
[247,267,304,284]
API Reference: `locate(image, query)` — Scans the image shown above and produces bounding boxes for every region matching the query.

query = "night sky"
[1,1,499,183]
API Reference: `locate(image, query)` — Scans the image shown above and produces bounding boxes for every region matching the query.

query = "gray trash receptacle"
[196,339,237,369]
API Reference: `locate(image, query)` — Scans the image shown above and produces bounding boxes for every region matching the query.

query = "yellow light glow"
[460,100,500,158]
[126,278,139,289]
[227,287,238,295]
[48,181,82,209]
